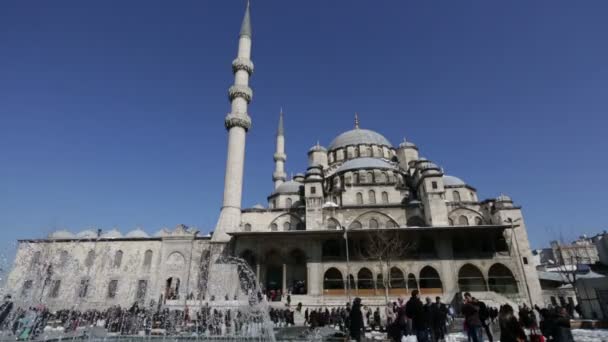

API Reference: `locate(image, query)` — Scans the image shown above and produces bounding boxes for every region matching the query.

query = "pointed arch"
[285,198,293,208]
[357,268,374,291]
[143,250,153,269]
[419,266,443,293]
[488,263,518,294]
[458,264,486,292]
[452,190,461,202]
[381,191,389,204]
[369,218,379,229]
[350,220,362,229]
[269,213,303,232]
[407,273,418,291]
[368,190,376,204]
[474,216,483,226]
[323,268,344,295]
[244,223,252,231]
[114,250,123,268]
[389,267,406,289]
[356,192,364,205]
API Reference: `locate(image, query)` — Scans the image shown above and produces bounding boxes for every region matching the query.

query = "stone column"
[282,264,287,294]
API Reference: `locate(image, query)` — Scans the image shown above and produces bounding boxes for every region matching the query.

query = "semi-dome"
[443,175,466,186]
[328,128,392,151]
[49,230,75,239]
[335,157,396,174]
[126,228,149,238]
[272,180,303,195]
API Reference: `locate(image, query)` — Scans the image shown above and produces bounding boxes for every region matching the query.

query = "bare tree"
[365,229,415,305]
[550,241,591,298]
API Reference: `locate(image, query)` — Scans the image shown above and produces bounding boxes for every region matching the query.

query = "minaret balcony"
[225,113,252,131]
[228,85,253,103]
[273,152,286,162]
[232,57,254,75]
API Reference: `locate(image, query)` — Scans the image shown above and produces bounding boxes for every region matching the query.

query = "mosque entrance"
[165,277,180,301]
[266,265,283,291]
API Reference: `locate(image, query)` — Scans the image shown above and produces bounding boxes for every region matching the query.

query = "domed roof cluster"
[328,128,392,151]
[272,180,303,195]
[495,194,513,202]
[48,227,156,240]
[335,157,396,174]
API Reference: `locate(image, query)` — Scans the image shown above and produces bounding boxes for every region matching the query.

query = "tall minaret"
[213,2,254,243]
[273,109,287,189]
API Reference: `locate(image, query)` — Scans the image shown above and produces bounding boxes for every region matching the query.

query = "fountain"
[0,240,286,341]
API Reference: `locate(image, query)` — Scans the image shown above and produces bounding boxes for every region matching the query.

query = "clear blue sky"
[1,0,607,260]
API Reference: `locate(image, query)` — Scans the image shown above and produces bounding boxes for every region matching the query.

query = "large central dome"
[328,128,392,151]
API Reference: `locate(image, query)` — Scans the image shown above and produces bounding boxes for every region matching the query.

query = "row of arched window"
[328,145,393,164]
[31,249,155,270]
[451,190,475,202]
[323,263,518,295]
[448,215,484,226]
[355,190,389,205]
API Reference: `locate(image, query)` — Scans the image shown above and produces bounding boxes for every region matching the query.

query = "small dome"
[49,230,75,239]
[101,229,122,239]
[306,167,322,176]
[418,161,440,170]
[309,143,327,152]
[496,194,513,202]
[154,228,170,237]
[252,203,265,209]
[398,139,417,149]
[443,175,466,186]
[126,228,149,238]
[76,230,98,239]
[335,157,396,174]
[328,128,392,151]
[272,180,303,195]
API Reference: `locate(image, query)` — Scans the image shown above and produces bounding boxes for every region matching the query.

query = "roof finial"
[239,0,252,38]
[354,112,360,129]
[277,107,284,136]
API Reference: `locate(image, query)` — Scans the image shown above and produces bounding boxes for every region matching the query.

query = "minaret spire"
[354,112,360,129]
[273,108,287,189]
[214,1,255,242]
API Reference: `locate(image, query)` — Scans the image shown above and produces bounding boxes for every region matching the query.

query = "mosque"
[6,3,543,309]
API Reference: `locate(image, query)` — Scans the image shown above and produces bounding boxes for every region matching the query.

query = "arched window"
[368,190,376,204]
[286,198,292,208]
[407,273,418,291]
[369,218,379,229]
[419,266,443,292]
[474,217,483,226]
[31,251,41,269]
[354,173,359,184]
[452,191,461,202]
[327,218,339,230]
[59,250,69,267]
[357,268,374,291]
[244,223,252,231]
[367,172,374,183]
[381,191,389,204]
[448,218,454,226]
[283,222,291,231]
[376,274,385,290]
[458,264,487,292]
[488,264,518,294]
[143,250,153,268]
[85,250,95,268]
[458,215,469,226]
[356,192,363,205]
[390,267,406,289]
[114,250,123,268]
[323,268,344,294]
[350,220,362,229]
[270,223,278,231]
[386,220,398,229]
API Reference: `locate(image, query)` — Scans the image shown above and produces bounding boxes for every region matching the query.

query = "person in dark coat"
[349,298,365,342]
[406,290,430,342]
[431,296,448,342]
[498,304,526,342]
[552,307,574,342]
[461,292,483,342]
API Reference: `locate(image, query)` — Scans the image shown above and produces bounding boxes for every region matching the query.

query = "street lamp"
[505,217,533,306]
[342,225,352,303]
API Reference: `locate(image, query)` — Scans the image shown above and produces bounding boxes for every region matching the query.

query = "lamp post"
[342,225,352,303]
[505,217,533,306]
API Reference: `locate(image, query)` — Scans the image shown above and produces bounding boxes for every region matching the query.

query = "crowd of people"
[339,291,576,342]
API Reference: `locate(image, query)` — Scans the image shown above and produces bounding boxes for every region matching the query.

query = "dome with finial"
[443,175,466,186]
[399,138,417,149]
[126,228,149,238]
[101,229,122,239]
[328,114,391,151]
[49,230,75,240]
[309,141,327,152]
[272,180,303,195]
[496,193,513,202]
